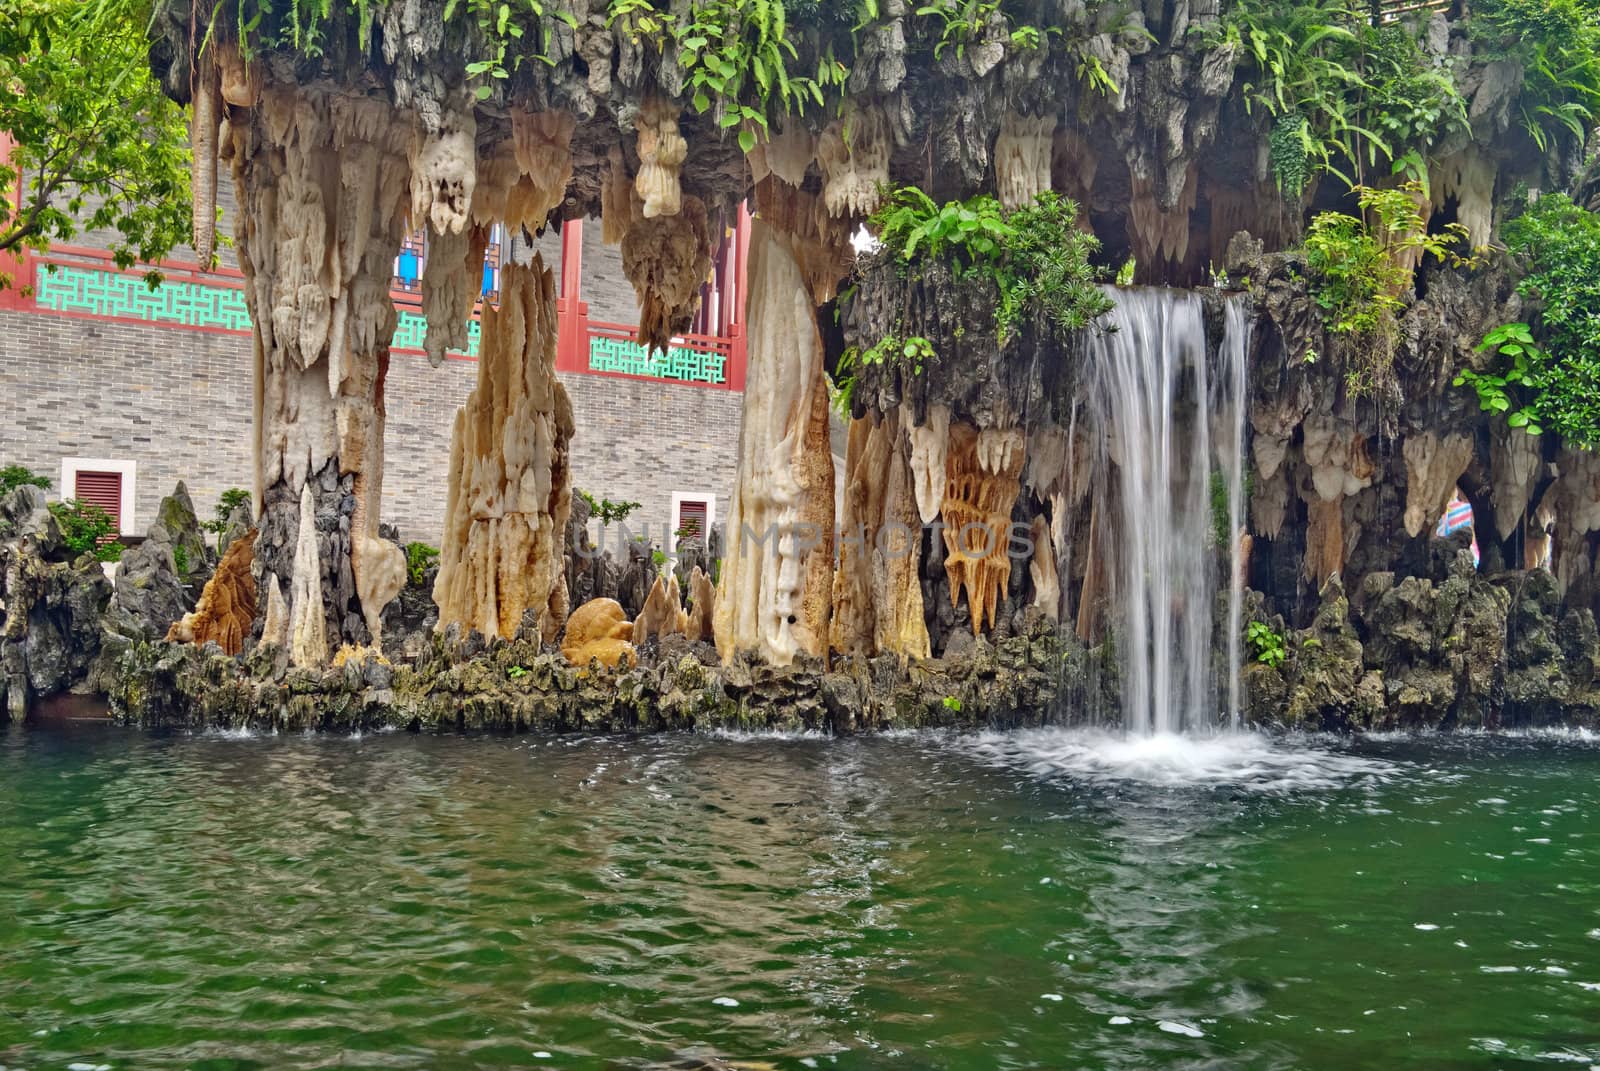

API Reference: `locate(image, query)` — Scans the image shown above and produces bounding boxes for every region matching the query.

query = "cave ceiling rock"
[433,259,575,643]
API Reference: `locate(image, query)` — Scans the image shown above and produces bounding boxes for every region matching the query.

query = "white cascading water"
[1083,288,1249,735]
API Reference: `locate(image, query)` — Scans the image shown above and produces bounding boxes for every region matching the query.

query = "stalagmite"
[561,598,635,669]
[1028,515,1060,623]
[633,573,689,646]
[994,111,1057,211]
[289,483,326,667]
[903,405,949,524]
[714,223,836,666]
[635,97,687,218]
[620,195,713,352]
[831,411,930,661]
[816,104,890,218]
[1491,425,1544,540]
[942,422,1025,634]
[166,530,258,655]
[433,260,575,642]
[1401,432,1475,538]
[686,567,716,643]
[227,85,414,663]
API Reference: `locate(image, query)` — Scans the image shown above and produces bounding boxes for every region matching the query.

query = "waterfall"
[1083,288,1249,735]
[1219,301,1251,729]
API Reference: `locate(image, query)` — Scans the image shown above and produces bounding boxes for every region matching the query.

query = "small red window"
[74,470,123,534]
[676,500,708,544]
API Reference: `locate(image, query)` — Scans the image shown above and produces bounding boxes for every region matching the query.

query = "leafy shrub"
[404,541,440,587]
[1304,181,1468,396]
[870,188,1112,345]
[201,487,252,535]
[833,334,934,415]
[1467,0,1600,153]
[1458,194,1600,448]
[1247,620,1287,668]
[173,544,190,577]
[47,499,122,562]
[576,489,643,526]
[1,465,50,497]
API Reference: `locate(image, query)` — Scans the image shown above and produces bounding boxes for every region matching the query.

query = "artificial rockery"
[5,0,1599,732]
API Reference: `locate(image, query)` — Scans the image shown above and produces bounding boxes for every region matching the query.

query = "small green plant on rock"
[1,465,50,497]
[942,695,963,713]
[506,664,529,681]
[577,490,643,526]
[1304,181,1468,397]
[173,544,190,577]
[47,499,121,562]
[405,541,440,587]
[201,487,252,535]
[1247,620,1287,668]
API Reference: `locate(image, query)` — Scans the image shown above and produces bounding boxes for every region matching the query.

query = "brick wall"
[0,311,742,546]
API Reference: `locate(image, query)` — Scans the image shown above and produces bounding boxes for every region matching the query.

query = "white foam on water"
[704,728,831,742]
[962,729,1396,792]
[1157,1020,1205,1038]
[1109,1016,1132,1025]
[712,996,740,1007]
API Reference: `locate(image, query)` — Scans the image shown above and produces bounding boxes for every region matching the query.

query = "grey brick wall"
[0,311,742,547]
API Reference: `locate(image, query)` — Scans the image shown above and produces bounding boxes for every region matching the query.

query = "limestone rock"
[685,566,715,643]
[633,573,688,647]
[434,259,574,643]
[942,422,1025,634]
[157,482,210,574]
[620,194,713,352]
[561,597,635,669]
[112,524,190,640]
[167,529,258,656]
[634,96,686,219]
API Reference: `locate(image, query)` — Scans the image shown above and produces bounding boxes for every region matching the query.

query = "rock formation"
[434,259,574,643]
[560,597,635,669]
[942,423,1025,635]
[714,222,836,666]
[633,573,688,647]
[167,530,258,655]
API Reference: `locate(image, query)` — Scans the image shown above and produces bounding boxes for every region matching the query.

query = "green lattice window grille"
[588,335,726,384]
[34,263,251,331]
[32,262,481,357]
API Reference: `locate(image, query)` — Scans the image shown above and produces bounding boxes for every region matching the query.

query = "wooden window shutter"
[74,471,123,533]
[676,499,708,543]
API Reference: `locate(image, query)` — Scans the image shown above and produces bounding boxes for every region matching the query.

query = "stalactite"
[831,413,892,657]
[409,92,477,235]
[748,123,815,187]
[190,58,221,265]
[1491,425,1544,541]
[816,104,890,219]
[751,177,855,303]
[289,483,326,667]
[419,223,489,366]
[166,530,258,655]
[942,422,1025,635]
[1433,147,1496,249]
[214,38,261,108]
[634,573,688,646]
[511,109,576,206]
[994,111,1057,211]
[1401,432,1475,538]
[601,145,638,246]
[876,431,930,659]
[903,404,949,524]
[562,598,635,668]
[714,222,836,666]
[635,96,687,218]
[1127,166,1198,277]
[1547,450,1600,596]
[433,260,575,642]
[620,194,712,352]
[1304,498,1345,587]
[1299,416,1372,581]
[1052,128,1100,224]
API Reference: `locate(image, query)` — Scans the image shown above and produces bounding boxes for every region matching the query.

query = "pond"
[1,725,1597,1070]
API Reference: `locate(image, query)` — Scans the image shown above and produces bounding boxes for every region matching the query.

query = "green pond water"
[2,723,1598,1071]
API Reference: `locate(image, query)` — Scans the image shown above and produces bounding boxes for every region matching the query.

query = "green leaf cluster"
[1458,194,1600,449]
[404,541,441,586]
[1209,0,1466,195]
[47,499,123,562]
[870,187,1113,346]
[832,333,934,416]
[0,0,192,290]
[576,489,643,525]
[0,466,52,497]
[1467,0,1600,153]
[1247,619,1287,668]
[200,487,252,535]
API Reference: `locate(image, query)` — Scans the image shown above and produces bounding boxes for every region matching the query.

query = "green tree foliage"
[200,487,252,535]
[1467,0,1600,153]
[47,499,123,561]
[404,541,440,586]
[0,0,192,289]
[0,465,51,496]
[1457,194,1600,448]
